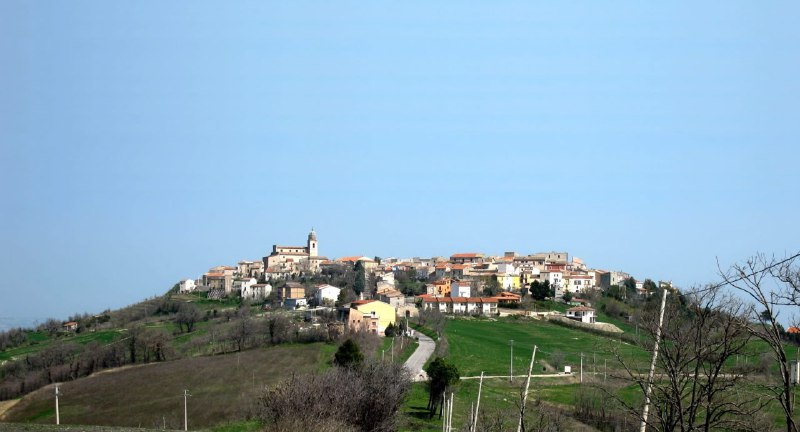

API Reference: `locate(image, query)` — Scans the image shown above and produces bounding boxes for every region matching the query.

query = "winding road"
[403,330,435,382]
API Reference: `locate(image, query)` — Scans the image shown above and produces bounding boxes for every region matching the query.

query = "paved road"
[461,373,575,380]
[404,330,435,382]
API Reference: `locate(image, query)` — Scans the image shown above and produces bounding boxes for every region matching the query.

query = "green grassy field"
[445,317,650,377]
[401,316,644,431]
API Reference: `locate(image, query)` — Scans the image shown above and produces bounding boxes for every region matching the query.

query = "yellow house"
[427,279,452,297]
[498,274,521,291]
[349,299,396,335]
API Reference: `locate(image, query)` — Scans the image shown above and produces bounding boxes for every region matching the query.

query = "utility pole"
[472,371,484,432]
[509,339,514,382]
[639,288,668,432]
[517,345,538,432]
[448,392,454,432]
[580,353,583,383]
[54,385,60,425]
[183,389,191,431]
[391,337,395,363]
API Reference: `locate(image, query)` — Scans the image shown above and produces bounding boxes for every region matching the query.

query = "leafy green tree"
[607,284,624,301]
[642,279,658,295]
[530,280,551,301]
[384,322,397,337]
[353,261,366,295]
[425,357,460,418]
[334,339,363,368]
[336,288,357,307]
[623,277,637,298]
[562,291,573,303]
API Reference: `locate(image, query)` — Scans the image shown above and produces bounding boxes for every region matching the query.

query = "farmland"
[3,343,335,430]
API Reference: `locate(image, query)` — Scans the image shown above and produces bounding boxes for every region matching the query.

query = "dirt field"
[3,343,332,430]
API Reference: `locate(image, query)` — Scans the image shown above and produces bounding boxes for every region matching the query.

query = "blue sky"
[1,2,799,325]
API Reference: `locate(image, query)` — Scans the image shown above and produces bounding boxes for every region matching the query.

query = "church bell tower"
[307,228,318,257]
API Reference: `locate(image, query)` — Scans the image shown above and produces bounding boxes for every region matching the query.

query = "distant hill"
[0,317,43,333]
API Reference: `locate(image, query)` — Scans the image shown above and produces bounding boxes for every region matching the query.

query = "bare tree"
[228,315,255,352]
[175,303,202,333]
[721,252,800,432]
[417,308,446,337]
[611,285,763,432]
[256,361,410,432]
[40,318,62,335]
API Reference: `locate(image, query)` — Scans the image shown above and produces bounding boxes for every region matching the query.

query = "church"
[263,229,327,275]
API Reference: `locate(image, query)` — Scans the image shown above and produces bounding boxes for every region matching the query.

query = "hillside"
[2,344,335,430]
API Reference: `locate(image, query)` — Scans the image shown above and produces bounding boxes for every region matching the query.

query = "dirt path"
[0,397,21,421]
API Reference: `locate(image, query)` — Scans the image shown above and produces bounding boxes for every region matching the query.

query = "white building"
[566,306,596,324]
[178,279,196,293]
[451,280,471,298]
[418,296,498,316]
[314,284,341,306]
[540,271,563,292]
[284,297,308,310]
[233,278,258,295]
[242,283,272,301]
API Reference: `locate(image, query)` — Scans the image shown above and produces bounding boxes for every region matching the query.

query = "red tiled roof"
[451,253,482,258]
[338,256,375,263]
[567,306,595,312]
[420,296,499,304]
[352,299,375,305]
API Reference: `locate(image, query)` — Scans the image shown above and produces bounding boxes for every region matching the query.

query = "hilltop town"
[177,228,666,335]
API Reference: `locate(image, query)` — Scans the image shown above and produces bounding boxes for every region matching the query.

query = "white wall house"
[566,306,596,324]
[233,278,257,294]
[495,262,519,275]
[451,281,471,298]
[314,284,341,306]
[179,279,196,293]
[242,283,272,301]
[541,271,563,293]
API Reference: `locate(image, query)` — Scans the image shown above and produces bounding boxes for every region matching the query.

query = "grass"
[172,293,242,312]
[409,323,438,341]
[4,343,334,430]
[445,317,650,377]
[0,330,124,361]
[207,420,263,432]
[401,316,800,430]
